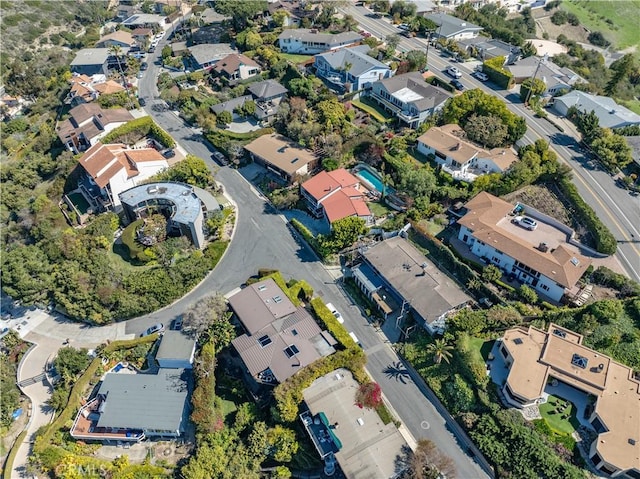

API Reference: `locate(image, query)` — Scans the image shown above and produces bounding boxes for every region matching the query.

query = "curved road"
[345,5,640,281]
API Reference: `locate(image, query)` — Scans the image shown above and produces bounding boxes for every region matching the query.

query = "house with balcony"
[75,142,169,209]
[352,236,472,334]
[278,29,363,54]
[212,53,261,81]
[248,79,288,122]
[456,192,591,301]
[229,278,336,385]
[70,48,112,76]
[244,134,318,184]
[497,323,640,478]
[121,13,168,31]
[368,72,451,128]
[57,104,134,153]
[417,124,518,182]
[314,45,392,93]
[427,13,483,40]
[300,169,372,227]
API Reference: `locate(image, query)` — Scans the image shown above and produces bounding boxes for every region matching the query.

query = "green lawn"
[220,398,237,417]
[469,337,495,362]
[351,98,392,123]
[620,98,640,115]
[416,219,446,236]
[368,200,393,218]
[279,53,314,64]
[561,0,640,50]
[539,397,581,435]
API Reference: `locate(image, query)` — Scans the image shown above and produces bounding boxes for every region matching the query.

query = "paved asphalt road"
[135,27,490,479]
[345,5,640,281]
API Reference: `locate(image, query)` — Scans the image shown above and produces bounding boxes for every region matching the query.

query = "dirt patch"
[532,10,591,44]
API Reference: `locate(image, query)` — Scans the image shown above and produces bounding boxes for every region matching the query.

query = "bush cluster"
[101,116,175,147]
[482,56,515,90]
[310,297,356,350]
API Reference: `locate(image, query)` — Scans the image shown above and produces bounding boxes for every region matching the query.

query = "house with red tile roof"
[301,169,372,226]
[77,142,169,208]
[65,74,126,106]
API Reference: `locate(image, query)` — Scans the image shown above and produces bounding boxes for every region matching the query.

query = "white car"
[446,66,462,78]
[474,71,489,81]
[325,302,344,323]
[512,216,538,231]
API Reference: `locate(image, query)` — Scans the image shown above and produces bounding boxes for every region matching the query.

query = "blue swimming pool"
[356,169,385,193]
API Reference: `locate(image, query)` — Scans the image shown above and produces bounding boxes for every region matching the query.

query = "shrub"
[355,382,383,409]
[120,219,148,262]
[591,266,640,297]
[289,219,322,257]
[483,56,514,89]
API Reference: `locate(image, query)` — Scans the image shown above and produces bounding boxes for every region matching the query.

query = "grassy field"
[561,0,640,51]
[279,53,314,64]
[620,98,640,115]
[368,200,393,218]
[539,397,581,435]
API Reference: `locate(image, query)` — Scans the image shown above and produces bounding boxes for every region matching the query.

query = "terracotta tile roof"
[212,53,260,76]
[417,124,516,170]
[77,143,165,188]
[93,80,125,95]
[131,28,153,37]
[301,169,360,202]
[502,324,640,474]
[70,74,93,84]
[321,190,370,223]
[458,192,591,288]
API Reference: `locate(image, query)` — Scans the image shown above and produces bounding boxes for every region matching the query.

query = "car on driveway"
[512,215,538,230]
[162,149,176,159]
[446,66,462,78]
[141,323,164,337]
[473,71,489,81]
[325,303,344,323]
[450,79,465,91]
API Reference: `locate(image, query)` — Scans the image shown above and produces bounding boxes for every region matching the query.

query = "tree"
[426,338,453,365]
[372,0,390,13]
[605,53,635,96]
[399,166,436,199]
[401,439,457,479]
[520,77,546,103]
[140,214,167,245]
[521,41,537,58]
[342,14,357,32]
[481,264,502,283]
[271,10,289,28]
[217,110,232,127]
[183,294,234,349]
[464,114,509,148]
[385,33,401,52]
[236,29,263,51]
[316,98,346,128]
[551,10,567,25]
[390,0,417,19]
[54,347,91,386]
[518,284,538,303]
[267,425,299,462]
[591,128,633,170]
[152,154,215,188]
[214,0,267,30]
[319,216,367,254]
[406,50,427,72]
[47,387,70,412]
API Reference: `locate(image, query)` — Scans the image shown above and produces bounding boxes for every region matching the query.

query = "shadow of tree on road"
[384,361,411,384]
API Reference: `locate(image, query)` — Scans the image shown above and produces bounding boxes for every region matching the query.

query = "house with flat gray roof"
[119,182,220,249]
[70,368,191,443]
[368,71,451,128]
[301,368,409,478]
[188,43,237,71]
[156,331,196,369]
[554,91,640,129]
[121,13,167,31]
[427,13,483,40]
[229,278,337,384]
[506,56,584,95]
[70,48,111,76]
[278,29,363,54]
[353,236,471,334]
[314,45,392,92]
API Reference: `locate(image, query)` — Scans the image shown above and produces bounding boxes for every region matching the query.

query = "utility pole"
[524,53,548,106]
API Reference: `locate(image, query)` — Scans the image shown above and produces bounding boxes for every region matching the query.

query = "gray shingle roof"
[315,45,389,77]
[248,79,288,100]
[210,95,252,115]
[156,331,196,362]
[188,43,237,67]
[427,13,483,38]
[96,369,190,432]
[278,29,362,46]
[374,72,451,112]
[506,56,583,90]
[556,91,640,129]
[71,48,111,66]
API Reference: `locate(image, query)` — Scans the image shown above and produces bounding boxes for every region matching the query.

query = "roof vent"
[598,363,604,371]
[147,185,158,194]
[629,438,636,446]
[570,257,580,266]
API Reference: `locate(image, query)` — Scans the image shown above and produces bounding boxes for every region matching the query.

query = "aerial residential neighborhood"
[1,1,639,479]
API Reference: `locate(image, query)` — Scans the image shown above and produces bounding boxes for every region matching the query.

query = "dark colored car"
[450,79,465,91]
[170,318,183,331]
[138,97,146,106]
[162,149,176,158]
[212,151,228,165]
[140,62,148,71]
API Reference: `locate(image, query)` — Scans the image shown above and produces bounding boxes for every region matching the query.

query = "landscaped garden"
[539,396,580,435]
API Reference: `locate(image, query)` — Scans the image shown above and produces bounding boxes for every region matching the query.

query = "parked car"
[140,62,148,71]
[450,79,465,91]
[170,318,183,331]
[212,151,228,165]
[397,23,409,31]
[148,46,155,53]
[138,97,146,106]
[358,30,372,38]
[474,71,489,81]
[446,66,462,78]
[478,298,494,309]
[349,332,362,348]
[512,215,538,230]
[325,303,344,324]
[141,323,164,337]
[162,149,176,159]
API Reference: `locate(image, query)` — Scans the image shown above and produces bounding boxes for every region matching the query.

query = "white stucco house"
[278,29,363,54]
[314,45,392,93]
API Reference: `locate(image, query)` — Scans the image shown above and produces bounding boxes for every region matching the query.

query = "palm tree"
[109,44,134,108]
[427,338,453,365]
[342,14,357,32]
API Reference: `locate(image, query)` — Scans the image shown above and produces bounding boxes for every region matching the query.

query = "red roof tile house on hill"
[300,169,372,226]
[77,142,169,209]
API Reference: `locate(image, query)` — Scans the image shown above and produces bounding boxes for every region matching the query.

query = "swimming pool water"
[356,169,385,193]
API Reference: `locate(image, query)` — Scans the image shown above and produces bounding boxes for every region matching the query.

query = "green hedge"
[426,75,456,93]
[3,429,28,479]
[206,127,273,143]
[310,297,356,350]
[288,279,314,302]
[483,56,514,90]
[558,178,617,255]
[101,116,175,147]
[258,270,302,307]
[289,219,323,258]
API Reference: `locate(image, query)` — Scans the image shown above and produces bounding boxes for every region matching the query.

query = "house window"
[273,295,283,303]
[462,234,468,242]
[541,284,549,291]
[291,329,298,336]
[258,335,272,347]
[284,344,300,358]
[492,257,500,264]
[500,346,508,358]
[258,284,267,291]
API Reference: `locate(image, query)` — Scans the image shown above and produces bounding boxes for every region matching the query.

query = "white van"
[349,332,362,348]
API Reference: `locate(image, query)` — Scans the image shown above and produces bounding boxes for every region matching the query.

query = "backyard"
[539,396,581,435]
[350,97,392,123]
